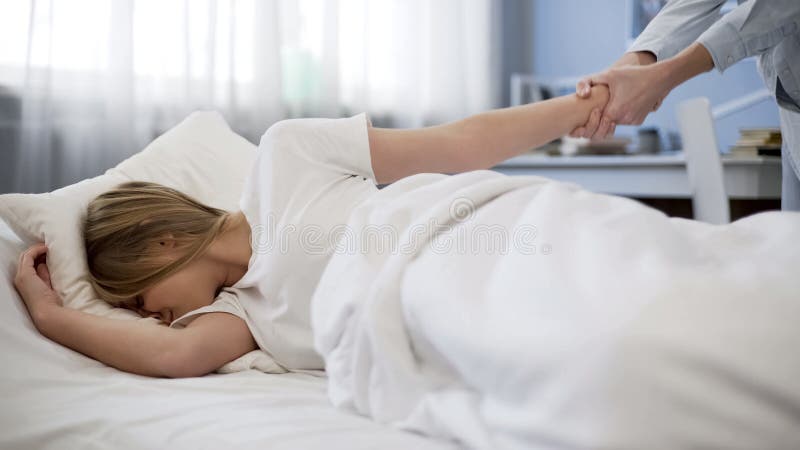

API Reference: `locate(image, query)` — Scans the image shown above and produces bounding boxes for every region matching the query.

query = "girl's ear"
[161,232,175,245]
[155,233,177,250]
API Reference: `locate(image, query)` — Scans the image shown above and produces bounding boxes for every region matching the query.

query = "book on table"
[729,127,781,157]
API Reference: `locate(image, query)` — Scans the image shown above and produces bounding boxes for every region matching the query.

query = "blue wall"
[530,0,780,152]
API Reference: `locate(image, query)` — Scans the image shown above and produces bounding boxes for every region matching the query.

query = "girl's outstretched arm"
[367,85,610,184]
[13,243,256,378]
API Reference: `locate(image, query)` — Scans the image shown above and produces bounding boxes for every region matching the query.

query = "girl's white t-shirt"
[227,113,379,370]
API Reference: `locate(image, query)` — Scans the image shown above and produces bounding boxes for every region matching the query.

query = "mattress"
[0,220,455,450]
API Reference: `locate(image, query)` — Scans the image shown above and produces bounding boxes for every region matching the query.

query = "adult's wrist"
[614,51,657,68]
[660,43,714,91]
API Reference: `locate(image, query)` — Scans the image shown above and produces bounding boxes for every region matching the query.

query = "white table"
[491,152,782,200]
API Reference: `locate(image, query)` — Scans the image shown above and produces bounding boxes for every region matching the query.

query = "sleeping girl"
[14,85,611,377]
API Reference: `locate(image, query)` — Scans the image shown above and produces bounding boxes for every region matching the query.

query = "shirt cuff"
[627,39,664,62]
[696,21,747,73]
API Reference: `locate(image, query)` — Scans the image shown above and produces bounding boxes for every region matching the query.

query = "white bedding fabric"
[0,220,455,450]
[312,170,800,449]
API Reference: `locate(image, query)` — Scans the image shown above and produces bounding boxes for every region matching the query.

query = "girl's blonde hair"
[83,181,230,308]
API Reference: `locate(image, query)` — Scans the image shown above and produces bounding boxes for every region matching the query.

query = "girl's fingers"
[583,108,601,138]
[595,115,612,139]
[36,263,52,288]
[30,242,47,254]
[17,243,47,277]
[569,127,585,138]
[17,250,25,276]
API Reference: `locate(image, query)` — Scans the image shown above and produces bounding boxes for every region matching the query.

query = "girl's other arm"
[367,85,609,184]
[14,243,256,378]
[35,307,256,377]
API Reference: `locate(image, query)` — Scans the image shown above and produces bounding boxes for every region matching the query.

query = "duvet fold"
[311,171,800,450]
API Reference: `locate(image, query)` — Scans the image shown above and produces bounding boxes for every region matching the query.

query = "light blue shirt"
[628,0,800,110]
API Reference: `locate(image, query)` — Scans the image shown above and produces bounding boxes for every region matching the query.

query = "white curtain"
[0,0,501,194]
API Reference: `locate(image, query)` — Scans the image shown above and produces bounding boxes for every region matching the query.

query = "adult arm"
[627,0,729,63]
[590,42,715,128]
[14,243,256,378]
[367,86,609,184]
[581,0,800,138]
[694,0,800,73]
[574,0,728,138]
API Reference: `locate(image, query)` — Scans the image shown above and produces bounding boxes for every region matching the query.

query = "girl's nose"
[140,309,167,324]
[130,305,170,325]
[158,309,173,325]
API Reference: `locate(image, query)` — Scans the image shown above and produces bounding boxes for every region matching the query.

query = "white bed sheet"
[0,220,456,450]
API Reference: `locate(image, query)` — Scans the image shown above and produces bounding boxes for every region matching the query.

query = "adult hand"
[571,51,660,139]
[586,64,670,132]
[13,243,63,325]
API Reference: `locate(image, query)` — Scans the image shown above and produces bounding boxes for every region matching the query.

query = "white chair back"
[677,97,730,224]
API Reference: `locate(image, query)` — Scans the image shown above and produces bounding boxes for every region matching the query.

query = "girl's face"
[134,255,220,325]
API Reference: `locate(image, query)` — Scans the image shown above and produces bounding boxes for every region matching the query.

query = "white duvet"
[312,170,800,449]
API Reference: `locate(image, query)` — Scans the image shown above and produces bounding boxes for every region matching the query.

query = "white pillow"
[0,111,275,373]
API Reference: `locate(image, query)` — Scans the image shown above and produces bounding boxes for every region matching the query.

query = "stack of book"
[729,128,782,157]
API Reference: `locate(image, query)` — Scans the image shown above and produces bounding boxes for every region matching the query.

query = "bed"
[3,109,799,449]
[0,218,457,449]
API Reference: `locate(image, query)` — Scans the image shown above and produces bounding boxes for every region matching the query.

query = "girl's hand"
[13,243,63,325]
